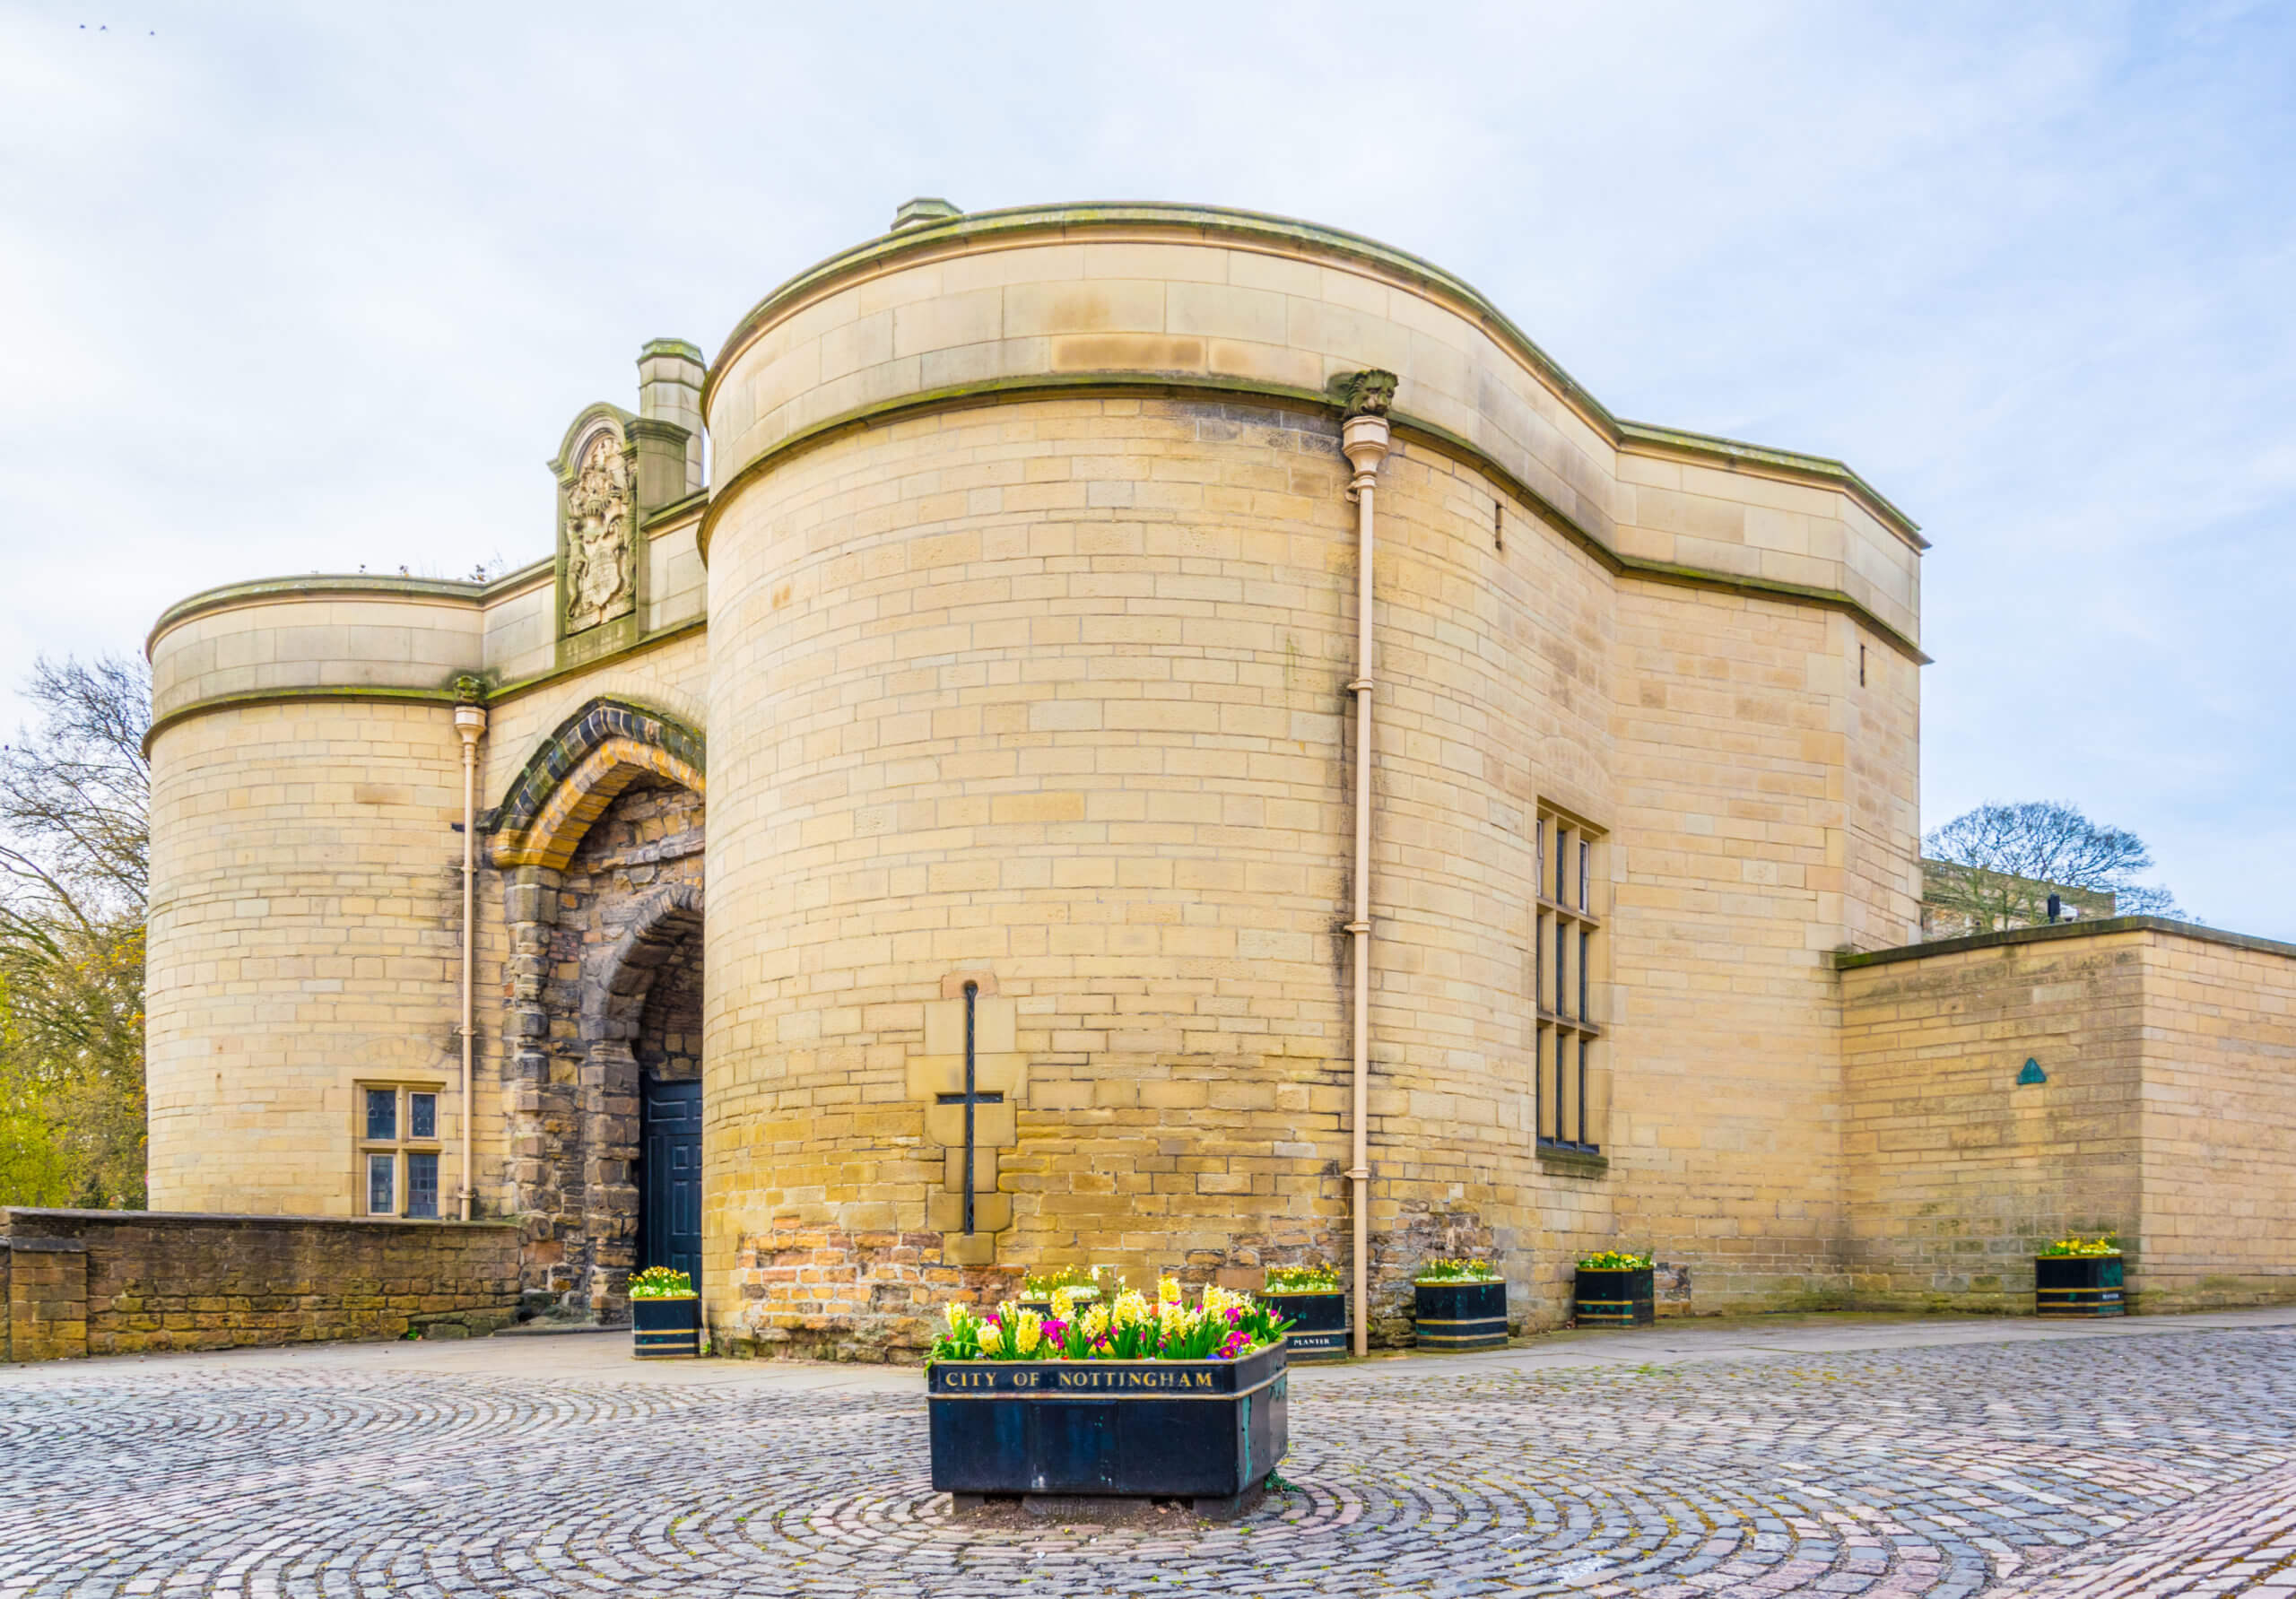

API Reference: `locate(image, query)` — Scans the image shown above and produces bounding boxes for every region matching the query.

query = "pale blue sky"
[4,2,2291,935]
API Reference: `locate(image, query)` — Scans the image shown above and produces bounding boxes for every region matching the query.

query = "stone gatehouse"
[139,200,2296,1355]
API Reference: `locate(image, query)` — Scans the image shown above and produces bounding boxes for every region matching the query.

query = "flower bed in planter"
[2036,1237,2125,1317]
[1413,1259,1507,1351]
[629,1266,700,1358]
[926,1282,1290,1516]
[1262,1265,1348,1359]
[1573,1251,1655,1327]
[1014,1266,1112,1317]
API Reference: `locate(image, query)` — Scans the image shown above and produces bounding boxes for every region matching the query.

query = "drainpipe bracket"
[1345,678,1373,695]
[1344,921,1370,934]
[1345,1168,1370,1181]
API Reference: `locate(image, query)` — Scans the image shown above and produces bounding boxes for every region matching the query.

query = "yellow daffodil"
[1013,1310,1043,1357]
[1082,1304,1110,1341]
[1051,1286,1080,1321]
[1158,1276,1182,1305]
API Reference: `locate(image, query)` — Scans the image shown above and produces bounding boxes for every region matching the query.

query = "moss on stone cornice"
[704,201,1922,546]
[145,559,566,657]
[145,519,693,658]
[147,575,484,656]
[142,683,465,756]
[1831,916,2296,969]
[143,613,712,752]
[694,373,1929,665]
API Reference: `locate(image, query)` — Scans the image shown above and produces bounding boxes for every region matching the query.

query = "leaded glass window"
[1533,808,1607,1155]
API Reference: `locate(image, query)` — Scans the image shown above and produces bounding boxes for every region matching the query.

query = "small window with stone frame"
[357,1083,446,1219]
[1532,807,1608,1154]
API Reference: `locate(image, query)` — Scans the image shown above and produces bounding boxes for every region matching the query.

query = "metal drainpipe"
[1339,374,1394,1359]
[452,699,489,1222]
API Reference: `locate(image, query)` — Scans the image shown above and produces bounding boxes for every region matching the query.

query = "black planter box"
[631,1295,700,1357]
[927,1342,1288,1516]
[1263,1289,1349,1358]
[1573,1266,1656,1327]
[2036,1255,2125,1317]
[1015,1290,1100,1318]
[1413,1279,1508,1351]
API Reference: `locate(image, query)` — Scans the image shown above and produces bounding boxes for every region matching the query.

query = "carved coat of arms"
[563,431,634,633]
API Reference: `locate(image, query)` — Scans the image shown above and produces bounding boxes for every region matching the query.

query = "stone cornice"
[144,497,703,660]
[142,617,710,755]
[640,490,708,532]
[1830,916,2296,970]
[695,375,1930,664]
[705,201,1924,549]
[141,684,464,756]
[146,575,489,658]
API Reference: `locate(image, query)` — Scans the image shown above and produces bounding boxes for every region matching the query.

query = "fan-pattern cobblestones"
[4,1329,2292,1596]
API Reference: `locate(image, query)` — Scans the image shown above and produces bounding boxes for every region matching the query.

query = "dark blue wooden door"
[640,1078,702,1290]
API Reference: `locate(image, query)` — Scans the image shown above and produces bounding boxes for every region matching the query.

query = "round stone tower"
[699,203,1629,1353]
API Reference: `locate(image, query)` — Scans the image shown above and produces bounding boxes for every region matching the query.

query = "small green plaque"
[2017,1058,2048,1086]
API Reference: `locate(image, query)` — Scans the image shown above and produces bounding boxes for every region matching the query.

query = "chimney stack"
[635,339,707,500]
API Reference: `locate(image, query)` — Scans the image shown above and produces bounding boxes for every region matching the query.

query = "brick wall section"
[3,1238,91,1360]
[726,1220,1019,1360]
[0,1210,520,1361]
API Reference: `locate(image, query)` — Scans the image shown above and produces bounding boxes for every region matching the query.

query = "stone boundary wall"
[0,1209,521,1362]
[1838,929,2148,1312]
[1838,917,2296,1315]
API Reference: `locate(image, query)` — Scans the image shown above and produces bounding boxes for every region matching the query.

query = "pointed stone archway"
[580,884,704,1309]
[487,697,705,1320]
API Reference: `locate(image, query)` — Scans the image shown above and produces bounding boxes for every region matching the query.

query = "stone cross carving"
[910,980,1022,1264]
[935,982,1002,1234]
[563,430,635,634]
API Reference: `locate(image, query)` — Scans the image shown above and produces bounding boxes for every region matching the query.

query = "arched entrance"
[488,696,707,1321]
[595,885,705,1296]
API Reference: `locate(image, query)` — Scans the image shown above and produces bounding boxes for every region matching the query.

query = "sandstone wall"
[1839,920,2296,1313]
[145,698,471,1214]
[1607,585,1918,1312]
[0,1209,519,1361]
[700,206,1927,1352]
[2135,928,2296,1309]
[1839,930,2147,1310]
[701,395,1374,1354]
[144,527,710,1236]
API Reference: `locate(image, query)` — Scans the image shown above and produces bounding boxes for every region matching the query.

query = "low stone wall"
[1,1208,522,1361]
[1838,918,2296,1315]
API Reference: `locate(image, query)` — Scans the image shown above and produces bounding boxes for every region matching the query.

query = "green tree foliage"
[1924,800,2187,936]
[0,654,150,1208]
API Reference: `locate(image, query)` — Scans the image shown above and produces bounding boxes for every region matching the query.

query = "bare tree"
[0,653,151,1207]
[0,653,150,910]
[1924,800,2188,935]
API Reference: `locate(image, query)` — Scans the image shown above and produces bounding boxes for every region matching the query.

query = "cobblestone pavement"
[4,1320,2294,1597]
